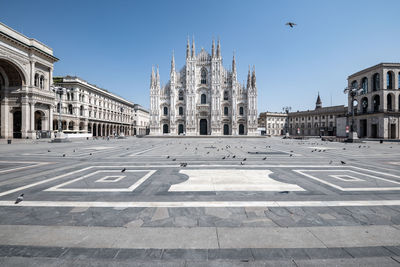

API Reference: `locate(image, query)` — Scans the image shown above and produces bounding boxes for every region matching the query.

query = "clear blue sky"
[2,0,400,112]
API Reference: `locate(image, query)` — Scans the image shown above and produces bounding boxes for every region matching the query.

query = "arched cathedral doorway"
[200,119,207,135]
[178,124,184,135]
[239,124,245,135]
[224,124,229,135]
[163,124,169,134]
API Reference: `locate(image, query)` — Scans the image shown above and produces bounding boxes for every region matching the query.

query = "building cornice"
[348,63,400,79]
[54,76,134,107]
[0,22,58,62]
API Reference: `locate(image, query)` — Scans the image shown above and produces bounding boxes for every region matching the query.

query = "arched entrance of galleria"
[0,58,54,139]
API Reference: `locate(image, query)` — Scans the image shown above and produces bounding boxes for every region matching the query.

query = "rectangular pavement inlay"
[295,169,400,191]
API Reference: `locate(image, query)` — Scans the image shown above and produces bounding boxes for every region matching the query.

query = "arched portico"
[0,58,26,138]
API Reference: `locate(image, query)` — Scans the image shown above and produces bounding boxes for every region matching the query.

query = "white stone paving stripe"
[128,146,161,156]
[0,161,52,174]
[0,167,93,197]
[1,199,400,208]
[294,169,400,191]
[44,170,157,192]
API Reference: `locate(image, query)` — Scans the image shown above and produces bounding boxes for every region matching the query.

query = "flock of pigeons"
[16,135,376,204]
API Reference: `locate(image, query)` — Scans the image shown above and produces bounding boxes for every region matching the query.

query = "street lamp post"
[344,86,362,142]
[282,106,291,137]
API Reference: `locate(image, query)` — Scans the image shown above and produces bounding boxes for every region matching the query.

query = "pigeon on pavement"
[15,194,24,204]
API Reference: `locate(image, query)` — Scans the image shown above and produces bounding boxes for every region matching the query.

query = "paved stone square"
[0,137,400,266]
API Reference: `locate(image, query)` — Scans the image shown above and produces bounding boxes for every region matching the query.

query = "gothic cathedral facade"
[150,39,258,136]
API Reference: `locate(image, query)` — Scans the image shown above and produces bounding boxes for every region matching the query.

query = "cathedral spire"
[191,36,195,58]
[150,66,155,88]
[156,65,160,89]
[217,38,221,58]
[171,50,175,73]
[251,65,256,88]
[186,37,190,59]
[247,65,251,89]
[232,51,236,74]
[212,38,215,58]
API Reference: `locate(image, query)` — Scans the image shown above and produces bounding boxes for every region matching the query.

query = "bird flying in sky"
[286,22,297,28]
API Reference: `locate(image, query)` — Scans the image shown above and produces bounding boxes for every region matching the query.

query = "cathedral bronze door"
[178,124,184,135]
[239,124,245,135]
[200,119,207,135]
[224,124,229,135]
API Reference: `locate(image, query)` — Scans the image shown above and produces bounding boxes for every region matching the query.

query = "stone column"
[21,98,30,138]
[48,67,53,90]
[84,120,88,133]
[30,61,35,87]
[73,119,79,131]
[0,98,9,138]
[49,106,53,131]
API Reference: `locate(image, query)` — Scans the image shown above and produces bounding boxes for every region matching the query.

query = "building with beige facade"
[288,94,347,137]
[258,112,287,136]
[0,22,58,139]
[347,63,400,139]
[53,76,149,137]
[133,104,150,135]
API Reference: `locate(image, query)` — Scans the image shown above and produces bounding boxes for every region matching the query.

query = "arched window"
[361,77,368,94]
[179,91,184,101]
[373,95,380,112]
[201,94,206,104]
[239,106,244,115]
[68,104,73,115]
[387,71,393,89]
[387,94,393,111]
[372,73,380,91]
[224,106,228,115]
[361,97,368,114]
[223,91,228,100]
[179,106,183,115]
[34,74,39,87]
[163,106,168,115]
[351,80,358,89]
[201,68,207,84]
[39,76,44,89]
[80,106,84,116]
